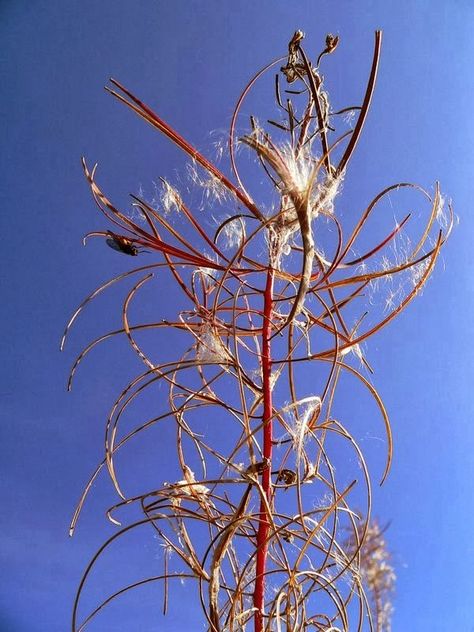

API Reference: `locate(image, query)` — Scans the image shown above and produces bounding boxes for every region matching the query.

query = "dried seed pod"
[105,231,139,256]
[276,468,297,486]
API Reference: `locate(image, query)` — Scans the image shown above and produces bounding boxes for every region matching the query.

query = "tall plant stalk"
[63,30,451,632]
[253,268,274,632]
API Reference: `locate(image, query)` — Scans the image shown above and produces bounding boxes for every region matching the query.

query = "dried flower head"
[346,519,396,631]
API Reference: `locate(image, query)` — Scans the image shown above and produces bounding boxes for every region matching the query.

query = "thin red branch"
[337,30,382,175]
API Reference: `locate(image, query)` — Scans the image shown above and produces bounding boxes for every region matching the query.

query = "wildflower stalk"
[64,28,451,632]
[253,267,274,631]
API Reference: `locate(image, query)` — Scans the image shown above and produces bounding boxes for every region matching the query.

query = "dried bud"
[282,529,295,543]
[276,468,297,486]
[289,30,304,54]
[317,33,341,67]
[325,33,340,53]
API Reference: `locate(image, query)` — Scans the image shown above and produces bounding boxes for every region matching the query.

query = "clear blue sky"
[1,1,473,630]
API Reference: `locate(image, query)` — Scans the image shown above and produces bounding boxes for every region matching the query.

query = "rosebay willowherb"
[63,30,451,632]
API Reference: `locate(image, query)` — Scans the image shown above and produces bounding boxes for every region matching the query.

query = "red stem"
[253,267,274,632]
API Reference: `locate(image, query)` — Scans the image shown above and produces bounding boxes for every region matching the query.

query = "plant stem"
[254,267,274,632]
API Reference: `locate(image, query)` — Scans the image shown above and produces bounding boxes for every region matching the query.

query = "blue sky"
[1,1,473,630]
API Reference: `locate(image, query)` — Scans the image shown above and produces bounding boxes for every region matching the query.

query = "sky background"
[1,1,474,630]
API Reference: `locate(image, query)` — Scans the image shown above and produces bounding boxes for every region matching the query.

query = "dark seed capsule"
[106,232,139,256]
[276,469,297,485]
